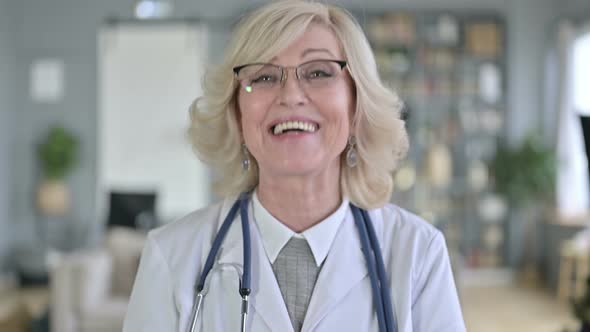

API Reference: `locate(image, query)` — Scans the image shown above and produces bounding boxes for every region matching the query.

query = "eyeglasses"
[233,59,347,96]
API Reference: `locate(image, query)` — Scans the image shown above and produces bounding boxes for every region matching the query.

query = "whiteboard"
[98,23,211,223]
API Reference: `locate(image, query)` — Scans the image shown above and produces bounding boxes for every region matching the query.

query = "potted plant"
[36,126,79,217]
[492,134,556,207]
[490,133,556,283]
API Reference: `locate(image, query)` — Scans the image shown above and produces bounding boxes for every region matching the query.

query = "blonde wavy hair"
[188,0,408,209]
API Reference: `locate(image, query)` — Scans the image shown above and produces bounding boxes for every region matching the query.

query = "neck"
[256,168,342,233]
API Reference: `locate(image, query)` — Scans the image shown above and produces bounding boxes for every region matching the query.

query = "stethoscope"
[187,192,397,332]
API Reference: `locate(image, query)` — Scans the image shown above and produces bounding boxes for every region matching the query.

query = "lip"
[271,130,316,141]
[267,116,321,133]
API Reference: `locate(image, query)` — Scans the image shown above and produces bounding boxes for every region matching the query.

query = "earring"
[242,144,251,172]
[346,136,358,168]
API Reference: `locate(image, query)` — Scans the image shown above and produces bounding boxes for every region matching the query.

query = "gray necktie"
[272,237,321,332]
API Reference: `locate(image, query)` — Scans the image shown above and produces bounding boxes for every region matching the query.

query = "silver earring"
[346,136,358,168]
[242,144,251,172]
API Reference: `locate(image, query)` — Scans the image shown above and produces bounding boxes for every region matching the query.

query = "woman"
[123,1,466,331]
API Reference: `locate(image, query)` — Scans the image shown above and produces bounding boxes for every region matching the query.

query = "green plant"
[38,126,79,179]
[491,134,556,207]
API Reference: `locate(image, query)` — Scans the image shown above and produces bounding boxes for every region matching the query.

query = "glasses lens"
[237,64,281,93]
[298,60,341,87]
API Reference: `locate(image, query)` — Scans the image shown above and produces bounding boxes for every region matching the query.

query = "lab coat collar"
[252,190,349,267]
[216,196,383,332]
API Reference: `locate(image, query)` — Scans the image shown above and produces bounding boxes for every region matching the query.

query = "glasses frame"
[232,59,347,87]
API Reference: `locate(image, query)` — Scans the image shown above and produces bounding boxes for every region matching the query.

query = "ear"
[347,77,357,129]
[233,93,244,138]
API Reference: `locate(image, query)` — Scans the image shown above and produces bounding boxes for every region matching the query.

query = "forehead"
[273,23,344,62]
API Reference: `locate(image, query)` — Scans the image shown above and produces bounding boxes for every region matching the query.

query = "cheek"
[325,88,354,131]
[333,90,355,147]
[237,96,271,139]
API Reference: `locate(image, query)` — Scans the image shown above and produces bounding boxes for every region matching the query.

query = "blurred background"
[0,0,589,331]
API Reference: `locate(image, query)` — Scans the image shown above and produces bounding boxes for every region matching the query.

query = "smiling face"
[236,23,355,182]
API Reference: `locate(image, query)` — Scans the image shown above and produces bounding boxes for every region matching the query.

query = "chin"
[265,159,338,178]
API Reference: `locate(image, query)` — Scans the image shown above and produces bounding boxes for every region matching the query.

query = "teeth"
[272,121,317,135]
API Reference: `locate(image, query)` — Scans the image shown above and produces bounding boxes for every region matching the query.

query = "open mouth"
[270,121,319,136]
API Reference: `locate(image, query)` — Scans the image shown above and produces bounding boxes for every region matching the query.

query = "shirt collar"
[252,190,349,267]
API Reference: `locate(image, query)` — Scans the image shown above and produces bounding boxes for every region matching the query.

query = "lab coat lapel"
[217,201,294,332]
[302,208,372,332]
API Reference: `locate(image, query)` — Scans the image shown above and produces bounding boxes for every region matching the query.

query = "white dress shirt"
[252,191,349,266]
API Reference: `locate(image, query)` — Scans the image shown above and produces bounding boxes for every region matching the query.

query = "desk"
[544,221,589,291]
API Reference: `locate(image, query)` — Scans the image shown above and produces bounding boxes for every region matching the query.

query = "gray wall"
[1,0,590,270]
[3,0,508,256]
[506,0,554,143]
[0,0,17,270]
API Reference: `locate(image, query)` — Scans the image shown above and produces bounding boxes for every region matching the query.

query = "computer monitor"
[106,191,157,230]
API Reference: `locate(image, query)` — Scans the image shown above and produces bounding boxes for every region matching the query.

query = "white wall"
[98,24,211,223]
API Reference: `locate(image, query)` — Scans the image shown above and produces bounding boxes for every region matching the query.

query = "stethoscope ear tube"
[239,194,252,294]
[188,291,204,332]
[188,197,243,332]
[238,194,252,332]
[196,199,242,291]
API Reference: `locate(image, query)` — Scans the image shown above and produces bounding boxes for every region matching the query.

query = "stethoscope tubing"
[360,207,397,332]
[189,197,242,332]
[188,193,396,332]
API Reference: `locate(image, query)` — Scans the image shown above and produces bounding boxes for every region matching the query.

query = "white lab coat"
[123,198,466,332]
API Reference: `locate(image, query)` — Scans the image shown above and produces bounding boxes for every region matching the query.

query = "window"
[556,27,590,220]
[573,33,590,114]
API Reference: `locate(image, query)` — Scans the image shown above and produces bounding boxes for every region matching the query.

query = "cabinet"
[362,11,507,268]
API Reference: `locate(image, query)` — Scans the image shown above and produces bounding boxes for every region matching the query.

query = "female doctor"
[123,1,466,331]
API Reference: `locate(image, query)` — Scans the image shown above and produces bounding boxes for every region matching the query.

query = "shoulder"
[152,200,225,239]
[143,199,230,265]
[373,203,442,246]
[370,203,448,280]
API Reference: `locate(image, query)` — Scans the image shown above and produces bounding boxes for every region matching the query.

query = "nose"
[277,68,308,107]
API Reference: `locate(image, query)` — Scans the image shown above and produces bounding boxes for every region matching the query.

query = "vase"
[36,179,70,217]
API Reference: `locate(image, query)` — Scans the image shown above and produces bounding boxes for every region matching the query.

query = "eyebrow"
[268,48,336,63]
[301,48,335,58]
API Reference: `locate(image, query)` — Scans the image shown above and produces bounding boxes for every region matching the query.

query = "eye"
[251,74,279,84]
[253,75,274,82]
[307,70,332,79]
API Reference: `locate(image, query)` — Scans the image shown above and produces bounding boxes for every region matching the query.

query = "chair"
[558,229,590,301]
[48,227,146,332]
